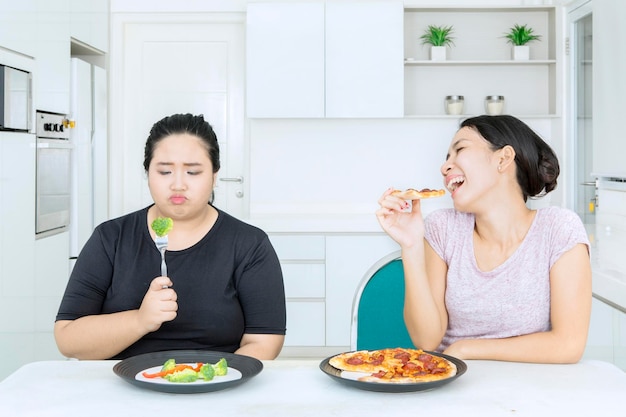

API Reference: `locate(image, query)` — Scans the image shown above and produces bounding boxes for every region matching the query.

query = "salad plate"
[113,350,262,394]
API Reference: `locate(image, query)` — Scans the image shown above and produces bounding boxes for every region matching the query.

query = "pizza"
[329,348,457,383]
[391,188,445,200]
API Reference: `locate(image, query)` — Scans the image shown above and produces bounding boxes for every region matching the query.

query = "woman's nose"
[171,171,187,190]
[441,160,452,175]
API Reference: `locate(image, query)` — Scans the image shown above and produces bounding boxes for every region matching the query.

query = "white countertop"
[1,358,625,416]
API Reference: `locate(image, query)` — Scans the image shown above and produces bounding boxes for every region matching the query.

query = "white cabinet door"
[617,309,626,370]
[325,1,403,118]
[584,297,615,363]
[0,133,36,299]
[246,1,403,118]
[270,234,326,346]
[325,235,399,347]
[285,301,326,346]
[246,2,325,118]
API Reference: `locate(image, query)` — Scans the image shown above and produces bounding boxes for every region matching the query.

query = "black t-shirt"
[56,206,286,359]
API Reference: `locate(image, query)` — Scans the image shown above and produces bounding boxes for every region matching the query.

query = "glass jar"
[444,95,464,115]
[485,95,505,115]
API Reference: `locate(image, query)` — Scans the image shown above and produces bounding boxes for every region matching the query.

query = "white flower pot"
[430,46,447,61]
[512,45,530,61]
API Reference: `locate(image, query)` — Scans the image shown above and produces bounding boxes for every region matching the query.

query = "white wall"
[248,117,558,217]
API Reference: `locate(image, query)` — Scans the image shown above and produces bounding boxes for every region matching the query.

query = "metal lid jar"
[485,95,505,115]
[445,95,464,115]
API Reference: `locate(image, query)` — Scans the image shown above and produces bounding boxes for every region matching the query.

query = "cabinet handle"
[219,176,243,183]
[580,182,596,186]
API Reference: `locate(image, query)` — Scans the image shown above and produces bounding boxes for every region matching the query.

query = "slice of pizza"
[391,188,445,200]
[329,350,388,373]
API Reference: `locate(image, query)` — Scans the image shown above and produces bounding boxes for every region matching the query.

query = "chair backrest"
[350,250,415,351]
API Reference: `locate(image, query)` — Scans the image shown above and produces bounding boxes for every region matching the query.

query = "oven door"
[36,138,72,237]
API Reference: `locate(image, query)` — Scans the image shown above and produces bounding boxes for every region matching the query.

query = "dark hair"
[143,113,220,173]
[460,115,559,202]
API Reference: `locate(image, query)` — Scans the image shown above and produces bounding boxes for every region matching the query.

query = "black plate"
[113,350,263,394]
[319,350,467,393]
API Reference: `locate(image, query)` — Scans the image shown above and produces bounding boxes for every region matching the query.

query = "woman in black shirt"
[54,113,286,360]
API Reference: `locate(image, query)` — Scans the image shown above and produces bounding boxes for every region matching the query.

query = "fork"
[155,234,168,277]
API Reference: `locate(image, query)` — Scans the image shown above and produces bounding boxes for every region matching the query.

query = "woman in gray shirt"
[376,115,591,363]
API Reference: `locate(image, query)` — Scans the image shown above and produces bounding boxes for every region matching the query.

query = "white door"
[118,19,246,217]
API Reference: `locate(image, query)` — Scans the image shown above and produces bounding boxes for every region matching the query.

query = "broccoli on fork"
[151,217,173,237]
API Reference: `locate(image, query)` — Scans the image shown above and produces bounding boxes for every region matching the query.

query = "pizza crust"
[391,188,445,200]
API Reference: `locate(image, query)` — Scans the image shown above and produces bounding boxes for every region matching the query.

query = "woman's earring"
[498,166,502,172]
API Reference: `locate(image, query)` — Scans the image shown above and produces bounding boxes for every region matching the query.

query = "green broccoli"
[151,217,173,237]
[161,358,176,372]
[164,368,198,383]
[212,358,228,376]
[198,363,216,381]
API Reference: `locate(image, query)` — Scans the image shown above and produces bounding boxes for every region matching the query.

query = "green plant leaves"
[504,24,542,46]
[420,25,455,47]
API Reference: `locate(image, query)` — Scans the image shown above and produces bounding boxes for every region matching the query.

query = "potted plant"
[420,25,455,61]
[504,23,541,60]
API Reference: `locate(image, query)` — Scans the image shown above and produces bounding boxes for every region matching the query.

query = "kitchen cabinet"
[324,1,403,118]
[404,6,560,117]
[269,232,399,352]
[270,234,326,347]
[585,297,616,363]
[0,132,36,301]
[69,0,109,53]
[0,0,108,115]
[246,2,324,118]
[325,235,399,348]
[585,297,626,371]
[246,1,403,118]
[617,309,626,370]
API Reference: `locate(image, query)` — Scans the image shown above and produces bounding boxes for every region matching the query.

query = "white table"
[1,358,625,416]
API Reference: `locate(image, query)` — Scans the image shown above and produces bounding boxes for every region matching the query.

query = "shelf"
[404,6,555,13]
[403,5,559,118]
[402,114,560,119]
[404,60,556,66]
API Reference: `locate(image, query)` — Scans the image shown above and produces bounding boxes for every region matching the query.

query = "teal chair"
[350,251,416,351]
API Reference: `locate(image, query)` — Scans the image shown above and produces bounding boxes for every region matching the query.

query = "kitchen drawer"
[284,301,325,346]
[282,263,325,298]
[269,235,325,260]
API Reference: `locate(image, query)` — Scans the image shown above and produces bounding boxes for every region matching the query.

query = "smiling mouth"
[446,176,465,192]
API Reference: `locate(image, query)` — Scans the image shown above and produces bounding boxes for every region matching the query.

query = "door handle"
[219,176,243,183]
[580,181,596,186]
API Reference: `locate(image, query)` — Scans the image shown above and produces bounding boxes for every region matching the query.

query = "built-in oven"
[35,111,72,238]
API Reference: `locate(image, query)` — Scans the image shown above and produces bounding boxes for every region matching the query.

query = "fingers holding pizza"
[377,186,445,214]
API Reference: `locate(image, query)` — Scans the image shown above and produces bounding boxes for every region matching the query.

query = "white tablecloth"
[1,359,625,416]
